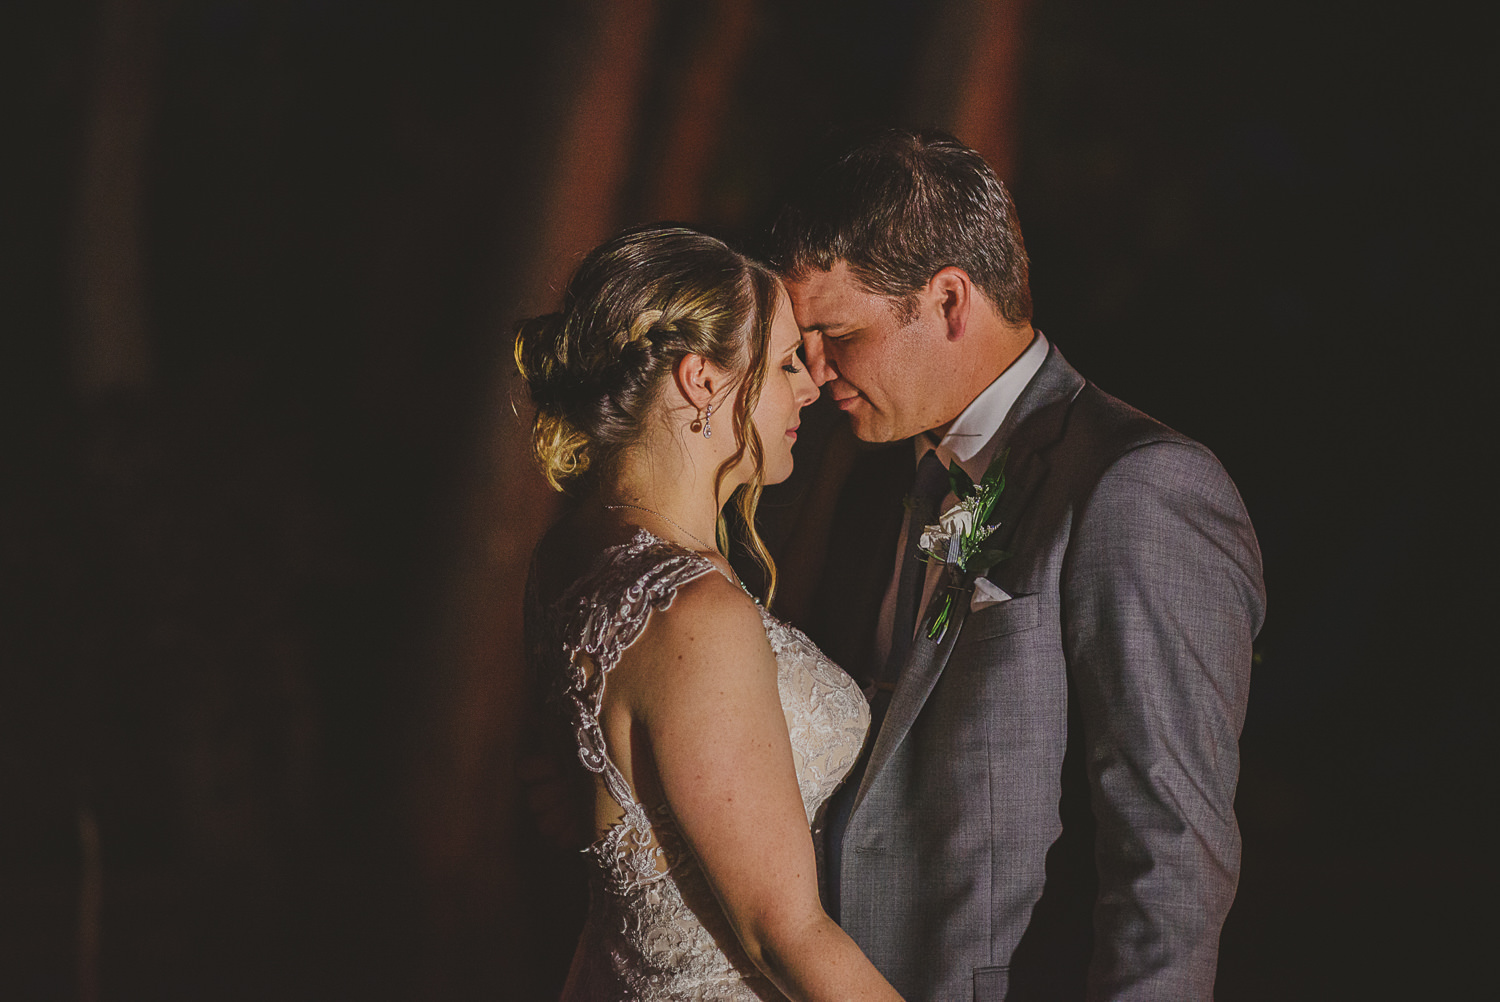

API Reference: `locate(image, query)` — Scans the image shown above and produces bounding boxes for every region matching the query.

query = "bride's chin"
[726,454,794,488]
[762,455,795,485]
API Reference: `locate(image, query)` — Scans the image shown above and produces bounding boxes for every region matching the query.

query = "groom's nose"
[801,331,835,387]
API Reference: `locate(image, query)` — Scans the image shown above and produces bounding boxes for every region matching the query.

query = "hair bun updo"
[512,311,593,488]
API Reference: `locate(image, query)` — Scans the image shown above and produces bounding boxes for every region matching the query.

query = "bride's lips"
[786,425,799,441]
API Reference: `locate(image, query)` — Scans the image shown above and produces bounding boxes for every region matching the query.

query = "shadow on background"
[2,1,1489,998]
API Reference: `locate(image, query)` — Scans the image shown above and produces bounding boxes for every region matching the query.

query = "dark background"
[3,1,1491,999]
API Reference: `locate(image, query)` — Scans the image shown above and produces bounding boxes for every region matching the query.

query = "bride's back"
[529,504,747,847]
[524,513,870,1002]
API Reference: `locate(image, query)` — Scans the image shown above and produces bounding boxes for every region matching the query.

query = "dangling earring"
[702,403,714,439]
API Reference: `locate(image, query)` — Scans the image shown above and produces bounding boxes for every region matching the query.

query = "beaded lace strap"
[555,530,717,827]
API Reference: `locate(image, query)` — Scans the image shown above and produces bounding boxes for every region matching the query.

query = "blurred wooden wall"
[14,0,1477,999]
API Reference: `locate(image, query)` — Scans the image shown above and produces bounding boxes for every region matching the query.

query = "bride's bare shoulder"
[529,511,759,659]
[615,568,773,696]
[652,568,764,643]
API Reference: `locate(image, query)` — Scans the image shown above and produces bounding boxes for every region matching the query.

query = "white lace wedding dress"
[527,529,870,1001]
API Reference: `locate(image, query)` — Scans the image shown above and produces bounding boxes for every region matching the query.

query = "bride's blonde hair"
[514,224,782,601]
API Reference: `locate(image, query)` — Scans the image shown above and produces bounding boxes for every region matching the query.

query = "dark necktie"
[879,448,952,691]
[824,447,949,920]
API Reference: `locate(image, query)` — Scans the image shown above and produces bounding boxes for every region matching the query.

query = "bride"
[517,224,903,1001]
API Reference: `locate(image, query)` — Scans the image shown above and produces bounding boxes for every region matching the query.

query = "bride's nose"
[794,365,819,407]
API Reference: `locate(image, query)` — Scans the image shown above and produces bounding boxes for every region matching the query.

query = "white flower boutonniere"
[917,448,1010,642]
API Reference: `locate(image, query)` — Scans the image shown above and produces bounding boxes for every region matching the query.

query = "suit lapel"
[850,344,1086,813]
[851,586,969,814]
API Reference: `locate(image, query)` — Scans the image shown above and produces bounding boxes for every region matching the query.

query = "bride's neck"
[602,443,733,549]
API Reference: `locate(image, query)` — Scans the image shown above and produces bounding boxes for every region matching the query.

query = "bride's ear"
[672,353,719,409]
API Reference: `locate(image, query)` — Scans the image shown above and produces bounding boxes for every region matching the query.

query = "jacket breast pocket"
[955,592,1040,646]
[974,965,1008,1000]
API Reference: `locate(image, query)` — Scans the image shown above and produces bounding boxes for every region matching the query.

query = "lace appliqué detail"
[528,530,871,1002]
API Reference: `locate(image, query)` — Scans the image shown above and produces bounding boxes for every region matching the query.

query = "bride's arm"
[609,573,902,1002]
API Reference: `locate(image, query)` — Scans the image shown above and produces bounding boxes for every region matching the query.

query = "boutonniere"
[917,448,1010,642]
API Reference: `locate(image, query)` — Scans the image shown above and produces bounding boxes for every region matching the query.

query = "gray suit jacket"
[800,345,1265,1001]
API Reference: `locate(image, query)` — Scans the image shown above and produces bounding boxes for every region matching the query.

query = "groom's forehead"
[786,261,874,330]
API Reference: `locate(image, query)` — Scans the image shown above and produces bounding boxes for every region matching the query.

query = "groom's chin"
[845,412,898,445]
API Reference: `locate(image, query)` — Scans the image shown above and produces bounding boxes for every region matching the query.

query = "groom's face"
[785,260,956,443]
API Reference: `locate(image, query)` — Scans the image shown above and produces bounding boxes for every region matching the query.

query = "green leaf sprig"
[918,448,1010,641]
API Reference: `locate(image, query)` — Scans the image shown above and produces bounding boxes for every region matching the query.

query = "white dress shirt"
[873,331,1049,668]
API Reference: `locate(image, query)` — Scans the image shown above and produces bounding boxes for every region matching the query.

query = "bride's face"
[750,289,819,484]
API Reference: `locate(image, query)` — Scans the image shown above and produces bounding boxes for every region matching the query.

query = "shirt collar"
[916,330,1049,483]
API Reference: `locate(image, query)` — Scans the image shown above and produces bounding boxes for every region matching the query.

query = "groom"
[765,129,1265,1000]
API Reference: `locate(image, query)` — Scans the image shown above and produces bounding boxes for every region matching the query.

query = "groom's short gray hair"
[767,127,1033,325]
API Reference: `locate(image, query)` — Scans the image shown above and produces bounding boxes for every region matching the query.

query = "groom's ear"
[927,266,973,341]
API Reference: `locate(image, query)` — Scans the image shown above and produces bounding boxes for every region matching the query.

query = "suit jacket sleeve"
[1061,439,1265,1001]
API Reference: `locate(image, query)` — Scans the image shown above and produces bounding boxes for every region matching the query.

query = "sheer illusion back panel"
[526,530,870,1002]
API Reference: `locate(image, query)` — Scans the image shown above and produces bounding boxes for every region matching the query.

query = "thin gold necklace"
[603,502,717,554]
